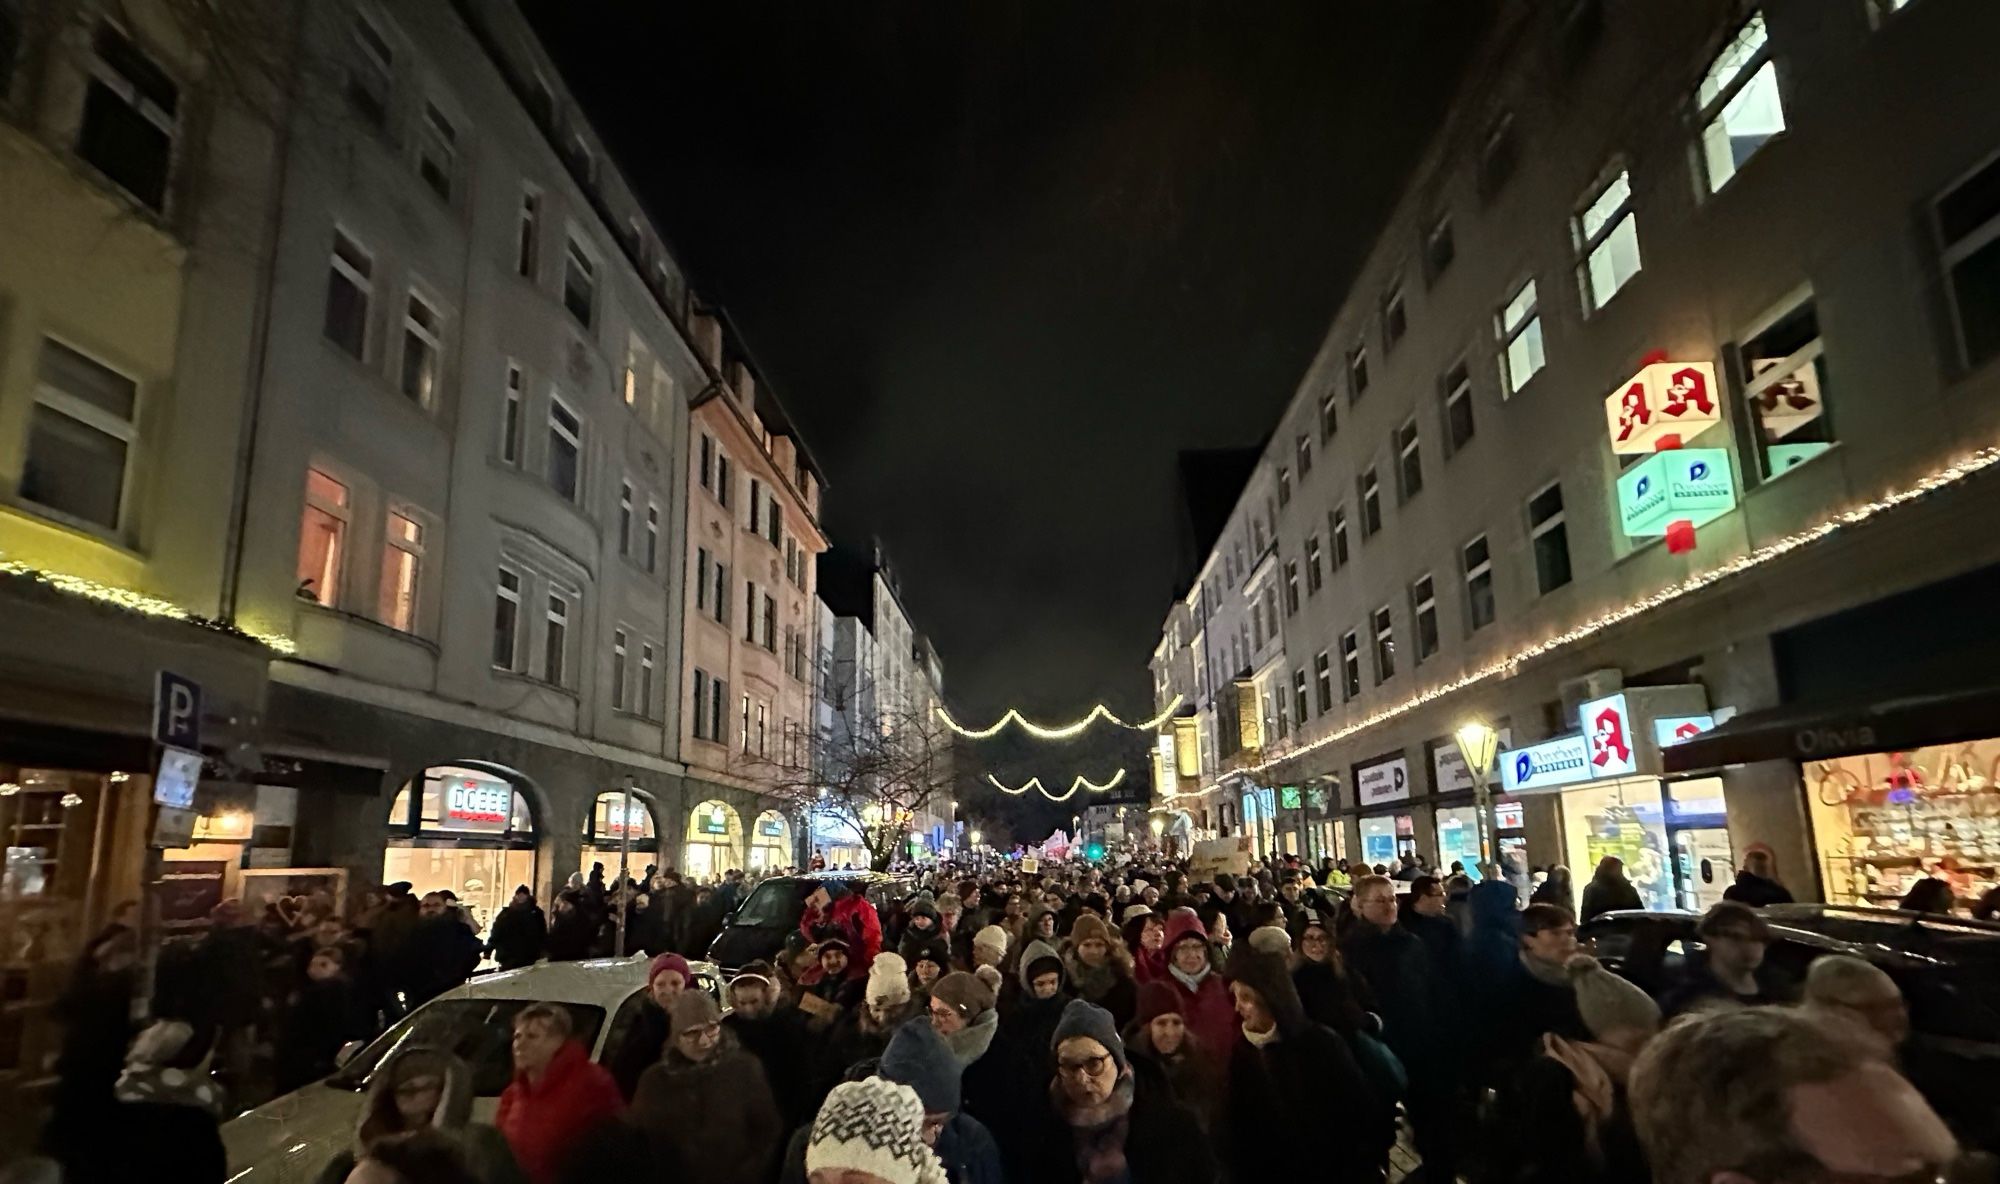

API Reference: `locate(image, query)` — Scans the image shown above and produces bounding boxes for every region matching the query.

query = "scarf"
[1540,1033,1629,1158]
[1169,962,1209,993]
[943,1008,998,1068]
[1521,952,1570,987]
[1241,1023,1280,1048]
[1069,956,1120,1002]
[1052,1070,1135,1184]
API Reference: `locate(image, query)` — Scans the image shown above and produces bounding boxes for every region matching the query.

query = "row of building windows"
[698,431,811,593]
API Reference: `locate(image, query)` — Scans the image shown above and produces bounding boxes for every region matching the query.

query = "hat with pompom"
[867,951,912,1007]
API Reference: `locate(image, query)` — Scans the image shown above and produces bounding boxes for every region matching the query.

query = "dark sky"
[528,2,1488,839]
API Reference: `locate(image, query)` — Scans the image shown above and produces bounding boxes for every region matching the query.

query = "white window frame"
[1443,360,1474,453]
[543,590,570,685]
[1382,283,1408,348]
[1349,342,1369,400]
[1296,434,1312,477]
[1276,465,1291,507]
[417,100,457,200]
[1936,152,2000,370]
[1360,469,1382,536]
[547,391,583,501]
[494,565,522,671]
[1330,506,1349,568]
[80,21,180,211]
[25,337,140,533]
[698,433,715,491]
[1304,534,1323,593]
[1695,13,1784,195]
[640,641,656,717]
[1314,651,1333,713]
[1340,630,1361,701]
[562,234,597,328]
[617,480,634,555]
[695,547,712,612]
[297,466,350,607]
[1498,278,1545,396]
[1463,533,1495,631]
[1411,573,1437,662]
[1283,560,1299,616]
[500,361,523,464]
[399,288,443,408]
[1396,418,1423,501]
[347,12,393,126]
[1575,166,1642,311]
[378,507,423,632]
[326,227,374,361]
[1372,604,1396,683]
[1318,388,1338,442]
[611,628,629,710]
[624,335,651,407]
[645,501,661,572]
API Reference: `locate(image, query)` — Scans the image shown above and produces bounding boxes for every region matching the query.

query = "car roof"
[766,871,909,884]
[437,954,721,1010]
[1585,905,2000,967]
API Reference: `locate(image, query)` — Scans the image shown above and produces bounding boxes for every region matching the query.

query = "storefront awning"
[1661,683,2000,773]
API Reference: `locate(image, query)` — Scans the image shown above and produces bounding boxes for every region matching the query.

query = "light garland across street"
[986,767,1127,802]
[938,694,1182,740]
[1228,442,2000,781]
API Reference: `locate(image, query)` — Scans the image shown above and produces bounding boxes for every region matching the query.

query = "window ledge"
[491,668,579,702]
[0,495,144,560]
[296,600,439,653]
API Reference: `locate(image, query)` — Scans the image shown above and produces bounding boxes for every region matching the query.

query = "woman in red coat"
[496,1003,623,1183]
[1158,907,1236,1057]
[798,881,881,980]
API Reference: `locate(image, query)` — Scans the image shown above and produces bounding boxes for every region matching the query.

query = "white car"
[221,955,720,1182]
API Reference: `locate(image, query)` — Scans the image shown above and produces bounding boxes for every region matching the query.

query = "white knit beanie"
[1248,924,1292,957]
[973,924,1009,958]
[807,1078,949,1184]
[867,952,912,1007]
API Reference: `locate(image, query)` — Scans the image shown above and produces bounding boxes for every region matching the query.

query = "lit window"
[1411,574,1437,662]
[1742,299,1832,478]
[1463,534,1495,631]
[563,237,596,327]
[618,480,634,555]
[1528,482,1572,594]
[377,510,422,632]
[1498,279,1545,396]
[1396,420,1423,502]
[346,13,393,128]
[77,24,177,211]
[624,337,651,407]
[1360,468,1382,537]
[1340,631,1361,700]
[1576,167,1642,310]
[399,291,442,407]
[296,468,350,606]
[493,567,521,669]
[547,394,581,501]
[544,592,569,684]
[611,629,628,710]
[418,102,456,200]
[22,339,138,531]
[1937,154,2000,370]
[500,362,523,464]
[325,229,373,360]
[1442,361,1474,453]
[1696,13,1785,194]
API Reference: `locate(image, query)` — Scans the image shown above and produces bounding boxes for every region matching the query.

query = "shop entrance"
[1433,804,1485,879]
[382,764,538,934]
[1666,777,1734,911]
[748,809,792,872]
[683,799,744,881]
[1555,777,1673,911]
[1359,813,1415,868]
[1806,741,2000,908]
[581,789,659,880]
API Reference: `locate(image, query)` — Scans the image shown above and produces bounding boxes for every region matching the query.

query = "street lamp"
[1453,720,1501,867]
[969,829,982,847]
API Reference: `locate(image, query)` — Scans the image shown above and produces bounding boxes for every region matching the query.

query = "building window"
[1319,389,1339,442]
[1340,631,1361,700]
[1442,361,1475,453]
[296,467,349,606]
[1477,111,1519,202]
[399,291,442,407]
[1424,214,1456,283]
[695,547,711,612]
[562,236,596,327]
[611,629,628,710]
[1528,482,1572,594]
[1277,466,1291,507]
[565,132,595,186]
[693,670,712,739]
[716,454,733,509]
[500,362,523,464]
[713,562,729,626]
[324,229,373,361]
[1304,534,1323,593]
[744,581,760,644]
[711,677,727,742]
[77,24,178,212]
[748,478,763,535]
[1372,606,1396,683]
[617,481,634,555]
[640,642,656,717]
[698,434,714,491]
[516,187,542,279]
[543,592,570,685]
[1697,13,1785,194]
[1498,278,1546,396]
[547,394,582,501]
[1937,153,2000,370]
[1330,507,1350,568]
[763,594,777,651]
[755,701,768,757]
[740,693,752,752]
[1348,343,1370,402]
[1314,651,1333,713]
[1296,434,1312,477]
[493,567,521,670]
[378,510,422,632]
[1744,298,1833,478]
[1576,166,1642,311]
[1463,534,1496,631]
[21,339,138,531]
[645,502,661,571]
[623,337,650,408]
[1382,284,1408,350]
[1411,574,1438,663]
[345,12,393,128]
[1283,561,1300,616]
[766,495,781,546]
[1359,468,1382,537]
[1294,668,1310,724]
[417,102,456,201]
[1395,419,1423,502]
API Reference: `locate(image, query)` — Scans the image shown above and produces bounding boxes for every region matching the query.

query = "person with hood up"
[1063,914,1138,1029]
[605,952,691,1098]
[897,897,947,963]
[1221,947,1389,1183]
[487,886,548,971]
[319,1045,527,1184]
[631,990,782,1184]
[1723,847,1796,907]
[1529,864,1576,915]
[1156,906,1236,1056]
[804,1077,950,1184]
[493,1004,620,1183]
[908,938,951,996]
[1003,937,1071,1061]
[1025,998,1216,1184]
[1121,981,1224,1133]
[1012,902,1059,969]
[1481,955,1659,1184]
[1123,910,1168,984]
[724,965,816,1130]
[800,880,882,977]
[1579,855,1644,922]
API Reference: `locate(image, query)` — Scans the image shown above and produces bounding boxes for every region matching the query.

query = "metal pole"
[614,780,634,957]
[1474,778,1496,870]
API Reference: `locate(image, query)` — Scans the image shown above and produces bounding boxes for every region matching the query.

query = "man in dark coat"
[1722,849,1796,908]
[631,991,782,1184]
[1344,874,1459,1183]
[487,886,548,970]
[722,967,817,1128]
[1482,903,1591,1080]
[405,894,484,1006]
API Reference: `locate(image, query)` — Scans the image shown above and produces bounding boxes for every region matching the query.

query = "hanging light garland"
[0,555,295,654]
[986,767,1127,802]
[938,695,1181,740]
[1234,441,2000,781]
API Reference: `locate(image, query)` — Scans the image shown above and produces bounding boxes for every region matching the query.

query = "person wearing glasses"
[631,990,781,1184]
[1024,998,1214,1184]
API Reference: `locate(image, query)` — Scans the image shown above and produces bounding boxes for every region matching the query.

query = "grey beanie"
[879,1016,960,1114]
[1051,998,1126,1073]
[1567,954,1662,1039]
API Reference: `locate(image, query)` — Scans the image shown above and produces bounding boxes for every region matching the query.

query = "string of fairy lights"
[0,554,295,653]
[946,697,1169,802]
[985,768,1127,802]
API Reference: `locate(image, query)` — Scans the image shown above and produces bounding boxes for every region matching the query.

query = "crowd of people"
[20,847,1997,1184]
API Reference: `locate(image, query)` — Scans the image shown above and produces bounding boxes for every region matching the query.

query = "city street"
[3,0,2000,1181]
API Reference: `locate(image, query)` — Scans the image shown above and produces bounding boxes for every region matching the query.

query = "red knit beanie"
[1135,980,1182,1025]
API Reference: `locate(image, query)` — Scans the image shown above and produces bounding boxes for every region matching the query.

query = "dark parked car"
[706,871,913,975]
[1582,903,2000,1150]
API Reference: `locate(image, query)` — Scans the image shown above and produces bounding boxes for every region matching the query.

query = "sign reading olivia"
[1579,693,1639,777]
[1355,755,1410,807]
[1604,359,1721,454]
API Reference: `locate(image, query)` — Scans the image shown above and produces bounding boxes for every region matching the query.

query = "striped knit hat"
[806,1078,949,1184]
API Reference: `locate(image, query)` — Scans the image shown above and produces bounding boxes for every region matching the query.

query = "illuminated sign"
[1617,448,1737,537]
[698,805,729,835]
[759,814,786,838]
[1654,714,1716,747]
[1749,357,1824,439]
[1172,716,1201,778]
[1605,360,1721,453]
[446,777,511,832]
[1157,733,1178,786]
[1500,734,1592,793]
[1579,693,1638,777]
[1767,442,1831,472]
[1279,785,1302,811]
[1494,801,1526,830]
[1355,756,1410,807]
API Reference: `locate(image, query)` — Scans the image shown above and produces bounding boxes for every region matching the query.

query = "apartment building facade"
[1157,0,2000,910]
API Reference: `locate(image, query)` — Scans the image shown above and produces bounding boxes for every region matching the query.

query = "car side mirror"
[334,1039,366,1068]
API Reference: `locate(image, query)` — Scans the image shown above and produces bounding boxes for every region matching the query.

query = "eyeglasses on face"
[1057,1053,1111,1078]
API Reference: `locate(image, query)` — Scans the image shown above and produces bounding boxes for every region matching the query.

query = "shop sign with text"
[1501,734,1593,794]
[1355,756,1410,806]
[1605,360,1721,453]
[445,775,511,832]
[1617,448,1737,537]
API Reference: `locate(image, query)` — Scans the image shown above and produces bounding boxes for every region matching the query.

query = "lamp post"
[1149,815,1164,855]
[1453,720,1501,868]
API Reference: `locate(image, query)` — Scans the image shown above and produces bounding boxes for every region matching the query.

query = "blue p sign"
[154,671,202,751]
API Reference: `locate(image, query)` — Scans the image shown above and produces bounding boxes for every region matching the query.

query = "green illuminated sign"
[1616,448,1736,537]
[1279,785,1302,810]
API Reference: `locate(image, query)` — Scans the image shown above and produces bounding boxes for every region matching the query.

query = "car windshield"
[328,999,606,1096]
[733,880,809,928]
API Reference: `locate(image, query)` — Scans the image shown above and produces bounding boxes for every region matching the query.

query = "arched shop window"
[581,789,658,877]
[747,809,792,872]
[683,799,743,881]
[384,764,537,934]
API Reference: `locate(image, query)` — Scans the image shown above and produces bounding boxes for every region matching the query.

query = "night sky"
[528,2,1488,839]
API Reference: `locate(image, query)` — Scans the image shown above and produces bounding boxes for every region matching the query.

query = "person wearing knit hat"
[1121,902,1152,925]
[806,1078,948,1184]
[1246,924,1292,958]
[908,938,951,992]
[633,984,783,1184]
[1568,954,1661,1044]
[928,970,996,1031]
[607,951,692,1097]
[1027,999,1217,1184]
[1121,980,1224,1134]
[867,951,915,1016]
[881,1018,1005,1182]
[971,924,1009,970]
[1156,907,1236,1058]
[1064,913,1138,1029]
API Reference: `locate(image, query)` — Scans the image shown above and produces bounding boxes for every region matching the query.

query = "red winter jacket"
[1160,907,1238,1056]
[799,891,882,980]
[496,1039,624,1183]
